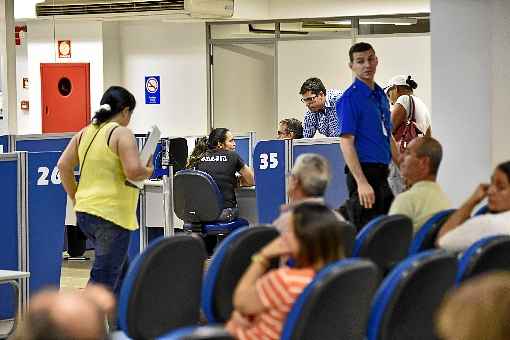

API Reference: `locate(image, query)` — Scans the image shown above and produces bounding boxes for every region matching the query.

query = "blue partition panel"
[254,140,288,224]
[0,135,10,152]
[235,137,250,166]
[27,152,66,294]
[293,142,348,209]
[16,137,71,152]
[0,158,20,318]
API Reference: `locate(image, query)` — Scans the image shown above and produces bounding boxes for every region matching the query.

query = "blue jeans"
[76,212,130,295]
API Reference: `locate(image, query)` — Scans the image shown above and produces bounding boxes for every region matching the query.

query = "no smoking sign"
[145,76,160,104]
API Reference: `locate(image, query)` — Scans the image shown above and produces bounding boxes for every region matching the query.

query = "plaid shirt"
[302,89,342,138]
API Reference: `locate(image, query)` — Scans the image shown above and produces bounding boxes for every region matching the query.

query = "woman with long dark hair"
[190,128,254,221]
[226,202,346,340]
[58,86,153,294]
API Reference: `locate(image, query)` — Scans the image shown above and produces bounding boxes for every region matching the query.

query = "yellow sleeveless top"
[74,122,139,230]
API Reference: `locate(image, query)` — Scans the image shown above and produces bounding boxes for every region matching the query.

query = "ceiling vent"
[36,0,233,18]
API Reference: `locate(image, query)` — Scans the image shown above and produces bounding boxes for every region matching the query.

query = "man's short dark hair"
[280,118,303,139]
[349,42,375,62]
[299,77,327,96]
[415,137,443,176]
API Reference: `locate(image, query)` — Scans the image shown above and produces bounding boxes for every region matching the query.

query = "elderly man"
[273,153,344,232]
[388,136,451,232]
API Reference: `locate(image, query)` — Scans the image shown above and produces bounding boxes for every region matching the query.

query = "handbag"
[394,95,423,153]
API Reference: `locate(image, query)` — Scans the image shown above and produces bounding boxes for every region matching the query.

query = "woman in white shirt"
[385,75,432,194]
[437,161,510,252]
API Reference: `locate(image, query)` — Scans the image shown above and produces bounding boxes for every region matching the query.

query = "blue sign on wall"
[145,76,160,104]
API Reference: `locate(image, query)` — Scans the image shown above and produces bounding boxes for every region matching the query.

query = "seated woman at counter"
[188,128,254,222]
[226,202,346,340]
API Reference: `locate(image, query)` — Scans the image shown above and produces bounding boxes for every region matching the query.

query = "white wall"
[213,43,275,140]
[269,0,430,19]
[25,20,103,134]
[361,34,431,110]
[119,21,207,136]
[102,22,121,90]
[431,0,492,205]
[490,0,510,166]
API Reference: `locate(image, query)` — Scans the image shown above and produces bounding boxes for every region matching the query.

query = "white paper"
[127,125,161,189]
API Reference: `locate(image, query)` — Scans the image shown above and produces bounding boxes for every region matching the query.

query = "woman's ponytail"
[91,86,136,125]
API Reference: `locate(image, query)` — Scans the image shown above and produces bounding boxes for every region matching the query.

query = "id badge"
[381,121,388,136]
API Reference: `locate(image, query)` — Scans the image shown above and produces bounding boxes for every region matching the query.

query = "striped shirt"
[226,267,315,340]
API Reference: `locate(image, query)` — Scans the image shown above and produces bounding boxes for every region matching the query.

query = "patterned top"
[226,267,315,340]
[303,89,342,138]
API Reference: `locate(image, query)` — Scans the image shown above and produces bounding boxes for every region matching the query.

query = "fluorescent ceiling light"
[361,18,418,25]
[326,18,418,26]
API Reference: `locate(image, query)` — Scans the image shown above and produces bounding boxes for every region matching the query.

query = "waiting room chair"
[159,259,379,340]
[408,209,456,256]
[173,170,249,237]
[474,204,489,216]
[202,225,279,323]
[456,235,510,284]
[352,215,413,274]
[116,235,207,339]
[367,250,457,340]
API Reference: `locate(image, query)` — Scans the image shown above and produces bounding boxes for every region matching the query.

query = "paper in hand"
[126,125,161,189]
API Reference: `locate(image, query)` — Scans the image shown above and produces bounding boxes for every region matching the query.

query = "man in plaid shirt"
[300,77,342,138]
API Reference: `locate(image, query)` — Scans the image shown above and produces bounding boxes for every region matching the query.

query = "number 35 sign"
[259,153,278,170]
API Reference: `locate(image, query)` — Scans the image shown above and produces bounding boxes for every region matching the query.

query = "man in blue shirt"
[336,42,395,230]
[300,77,342,138]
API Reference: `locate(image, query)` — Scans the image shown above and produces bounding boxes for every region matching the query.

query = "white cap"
[384,75,416,94]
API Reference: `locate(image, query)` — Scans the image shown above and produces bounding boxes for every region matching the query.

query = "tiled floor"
[60,250,93,292]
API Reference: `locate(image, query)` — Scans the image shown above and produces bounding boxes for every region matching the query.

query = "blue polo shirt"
[336,78,392,165]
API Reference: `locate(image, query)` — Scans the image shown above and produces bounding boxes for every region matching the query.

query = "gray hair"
[291,153,331,197]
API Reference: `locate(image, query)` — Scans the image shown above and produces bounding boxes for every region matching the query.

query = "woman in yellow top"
[58,86,153,293]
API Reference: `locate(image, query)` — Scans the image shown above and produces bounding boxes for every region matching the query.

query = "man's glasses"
[300,95,317,103]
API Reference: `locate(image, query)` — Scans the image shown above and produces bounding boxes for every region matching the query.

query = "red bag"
[394,95,423,153]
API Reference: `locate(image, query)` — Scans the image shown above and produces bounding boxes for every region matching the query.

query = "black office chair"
[352,215,413,274]
[173,169,249,238]
[408,209,456,256]
[367,250,457,340]
[159,259,379,340]
[202,225,279,323]
[116,235,207,339]
[456,235,510,284]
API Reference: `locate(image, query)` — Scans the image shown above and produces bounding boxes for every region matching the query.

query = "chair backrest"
[202,225,279,323]
[156,325,233,340]
[282,259,379,340]
[474,204,489,216]
[367,250,457,340]
[169,137,189,173]
[118,235,207,339]
[352,215,413,273]
[456,235,510,284]
[408,209,456,255]
[341,222,357,257]
[173,169,223,223]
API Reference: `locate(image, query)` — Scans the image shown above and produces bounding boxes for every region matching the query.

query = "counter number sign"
[145,76,160,104]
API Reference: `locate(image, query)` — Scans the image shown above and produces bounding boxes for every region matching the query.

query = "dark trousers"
[76,212,131,296]
[342,163,394,231]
